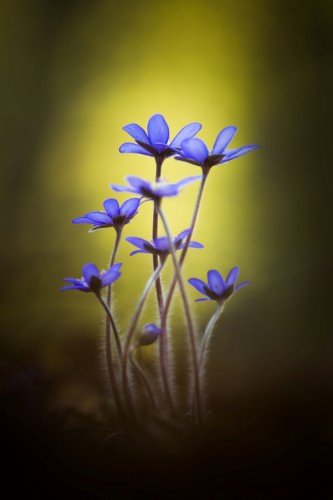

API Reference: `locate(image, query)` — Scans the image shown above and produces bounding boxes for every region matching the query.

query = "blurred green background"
[1,0,332,421]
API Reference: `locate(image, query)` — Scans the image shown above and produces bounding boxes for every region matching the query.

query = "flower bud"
[136,324,161,347]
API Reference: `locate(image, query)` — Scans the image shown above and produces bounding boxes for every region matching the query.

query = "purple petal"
[195,297,211,302]
[63,278,85,286]
[60,285,87,291]
[101,269,121,287]
[123,123,150,143]
[72,216,95,225]
[82,263,100,284]
[82,212,112,224]
[154,185,179,197]
[129,250,145,256]
[188,241,204,248]
[154,236,170,252]
[222,144,260,162]
[212,126,237,155]
[103,199,119,218]
[110,183,137,194]
[176,229,191,242]
[176,175,202,189]
[180,138,209,163]
[126,236,151,251]
[120,198,140,217]
[188,278,208,295]
[235,281,251,292]
[147,114,169,146]
[119,143,153,156]
[207,270,225,296]
[126,176,148,190]
[170,122,202,148]
[225,267,239,287]
[110,263,122,273]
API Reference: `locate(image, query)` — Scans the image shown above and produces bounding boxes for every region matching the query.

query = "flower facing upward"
[126,229,203,260]
[175,126,259,172]
[61,263,122,294]
[72,198,140,231]
[119,113,202,160]
[188,267,249,303]
[111,175,202,201]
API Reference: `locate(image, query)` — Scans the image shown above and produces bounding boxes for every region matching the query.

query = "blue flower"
[72,198,140,232]
[126,229,203,260]
[111,175,202,201]
[61,263,122,294]
[175,126,259,172]
[188,267,249,303]
[119,114,202,159]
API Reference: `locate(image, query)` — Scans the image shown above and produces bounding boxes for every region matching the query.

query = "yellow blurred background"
[1,0,332,417]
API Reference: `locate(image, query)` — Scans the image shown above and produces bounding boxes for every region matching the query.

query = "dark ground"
[1,361,332,499]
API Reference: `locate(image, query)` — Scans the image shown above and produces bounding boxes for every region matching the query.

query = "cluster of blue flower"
[62,114,258,434]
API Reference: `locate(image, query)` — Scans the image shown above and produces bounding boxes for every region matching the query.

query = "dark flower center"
[89,275,102,293]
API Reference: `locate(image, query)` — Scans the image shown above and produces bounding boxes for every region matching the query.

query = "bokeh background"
[1,0,333,495]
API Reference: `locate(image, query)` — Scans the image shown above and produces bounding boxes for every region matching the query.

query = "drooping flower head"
[119,114,202,161]
[72,198,140,232]
[61,263,122,294]
[175,126,259,174]
[188,267,249,303]
[111,175,202,202]
[126,229,203,262]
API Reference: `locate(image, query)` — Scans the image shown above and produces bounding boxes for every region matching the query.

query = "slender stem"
[180,173,208,267]
[129,349,157,409]
[96,294,127,425]
[153,158,174,413]
[153,157,164,318]
[107,228,122,302]
[159,174,208,417]
[198,302,224,418]
[157,206,202,425]
[122,262,164,418]
[199,302,224,372]
[161,175,208,323]
[106,228,123,361]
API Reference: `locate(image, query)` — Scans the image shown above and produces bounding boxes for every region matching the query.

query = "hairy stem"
[96,294,127,425]
[153,157,164,318]
[159,174,208,416]
[106,228,123,361]
[122,263,164,419]
[129,349,156,409]
[199,302,224,371]
[158,206,202,425]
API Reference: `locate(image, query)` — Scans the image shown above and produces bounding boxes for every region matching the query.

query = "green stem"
[106,228,123,361]
[199,302,224,372]
[159,174,208,417]
[122,262,164,418]
[96,294,127,425]
[152,158,173,414]
[162,174,208,312]
[153,158,164,319]
[157,206,202,425]
[129,349,156,409]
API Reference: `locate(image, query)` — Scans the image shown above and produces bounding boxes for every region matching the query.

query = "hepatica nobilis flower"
[188,267,249,303]
[175,126,259,172]
[111,175,202,201]
[119,113,202,160]
[61,263,122,294]
[72,198,140,232]
[126,229,203,261]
